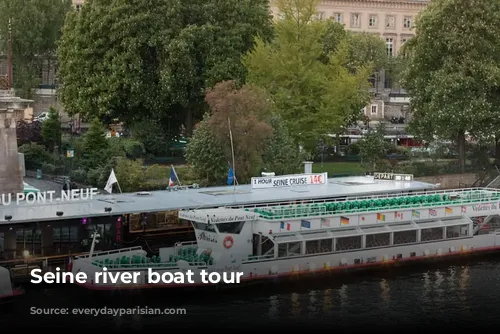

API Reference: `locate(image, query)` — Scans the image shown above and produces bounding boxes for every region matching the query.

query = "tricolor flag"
[168,166,178,187]
[445,207,453,215]
[412,210,420,218]
[340,216,349,225]
[280,222,291,231]
[376,213,386,222]
[394,211,403,220]
[429,209,437,216]
[320,217,331,227]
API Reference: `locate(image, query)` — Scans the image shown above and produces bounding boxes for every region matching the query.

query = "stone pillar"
[0,110,22,195]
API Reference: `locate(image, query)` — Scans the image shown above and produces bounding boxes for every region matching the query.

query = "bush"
[19,143,52,169]
[70,168,87,184]
[41,163,56,174]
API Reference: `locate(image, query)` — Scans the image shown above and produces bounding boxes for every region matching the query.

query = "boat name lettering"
[179,211,256,223]
[209,265,241,273]
[472,203,498,212]
[197,232,218,243]
[0,188,99,206]
[251,173,327,189]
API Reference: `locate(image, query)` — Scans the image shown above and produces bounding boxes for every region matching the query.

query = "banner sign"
[251,173,328,189]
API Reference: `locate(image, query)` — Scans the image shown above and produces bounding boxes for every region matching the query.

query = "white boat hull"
[73,232,500,290]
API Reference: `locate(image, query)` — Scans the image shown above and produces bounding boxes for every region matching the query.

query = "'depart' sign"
[250,173,328,190]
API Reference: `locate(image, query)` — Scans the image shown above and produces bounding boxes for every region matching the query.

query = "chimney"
[303,161,313,174]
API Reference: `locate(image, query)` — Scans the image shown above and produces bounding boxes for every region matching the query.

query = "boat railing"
[76,246,143,259]
[253,194,497,221]
[243,254,275,262]
[227,187,498,211]
[92,261,208,270]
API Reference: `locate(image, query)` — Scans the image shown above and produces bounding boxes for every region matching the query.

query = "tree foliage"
[244,0,372,153]
[57,0,273,139]
[262,114,302,175]
[81,118,109,169]
[0,0,72,97]
[402,0,500,171]
[357,124,391,170]
[41,107,61,151]
[17,119,41,146]
[206,81,273,182]
[185,113,227,184]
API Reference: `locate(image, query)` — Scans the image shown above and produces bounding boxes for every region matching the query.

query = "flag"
[104,169,117,194]
[321,217,330,227]
[412,210,420,218]
[394,211,403,219]
[286,223,291,231]
[429,209,437,216]
[168,167,177,187]
[280,221,285,230]
[227,167,234,185]
[461,206,467,213]
[301,220,311,229]
[340,216,349,225]
[445,207,453,215]
[376,213,385,221]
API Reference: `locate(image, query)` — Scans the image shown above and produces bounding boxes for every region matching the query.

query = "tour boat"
[0,266,23,303]
[71,172,500,291]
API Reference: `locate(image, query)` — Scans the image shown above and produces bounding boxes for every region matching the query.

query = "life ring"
[223,236,234,249]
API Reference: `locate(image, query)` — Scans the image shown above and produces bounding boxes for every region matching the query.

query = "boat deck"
[249,188,500,220]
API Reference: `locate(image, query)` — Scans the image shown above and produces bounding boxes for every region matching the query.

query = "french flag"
[168,167,177,187]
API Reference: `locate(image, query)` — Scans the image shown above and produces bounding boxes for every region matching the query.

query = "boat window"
[335,236,362,251]
[278,242,301,257]
[306,239,333,254]
[217,221,245,234]
[393,230,417,245]
[365,233,390,248]
[191,222,216,233]
[446,224,469,238]
[421,227,443,242]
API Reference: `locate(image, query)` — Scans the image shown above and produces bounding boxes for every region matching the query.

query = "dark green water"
[3,257,500,331]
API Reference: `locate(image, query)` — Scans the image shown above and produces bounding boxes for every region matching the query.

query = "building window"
[386,38,393,57]
[401,38,408,45]
[314,12,325,20]
[371,105,378,115]
[369,15,377,28]
[386,15,395,29]
[351,13,360,27]
[404,16,412,29]
[332,13,343,23]
[361,107,367,115]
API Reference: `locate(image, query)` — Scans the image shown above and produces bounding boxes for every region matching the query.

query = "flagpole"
[228,117,236,191]
[172,165,182,186]
[116,181,122,193]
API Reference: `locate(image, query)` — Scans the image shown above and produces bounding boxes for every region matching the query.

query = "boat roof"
[0,175,436,225]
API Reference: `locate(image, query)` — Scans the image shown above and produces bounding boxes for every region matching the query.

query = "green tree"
[244,0,371,153]
[185,113,227,184]
[41,107,61,151]
[81,118,109,169]
[262,114,302,175]
[357,124,391,170]
[402,0,500,172]
[206,81,273,182]
[0,0,72,98]
[57,0,273,139]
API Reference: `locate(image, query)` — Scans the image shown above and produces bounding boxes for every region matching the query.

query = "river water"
[3,256,500,331]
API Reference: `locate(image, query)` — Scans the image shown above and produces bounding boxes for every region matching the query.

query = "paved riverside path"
[23,177,62,193]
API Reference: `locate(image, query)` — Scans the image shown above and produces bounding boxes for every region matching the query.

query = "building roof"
[0,175,436,225]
